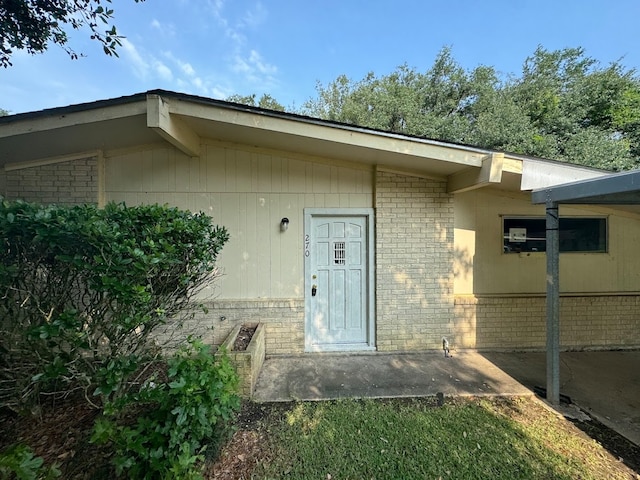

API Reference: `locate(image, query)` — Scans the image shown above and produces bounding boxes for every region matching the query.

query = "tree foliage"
[301,47,640,171]
[0,200,229,411]
[226,93,286,112]
[0,0,144,67]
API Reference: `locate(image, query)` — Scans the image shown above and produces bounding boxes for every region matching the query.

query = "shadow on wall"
[451,246,476,349]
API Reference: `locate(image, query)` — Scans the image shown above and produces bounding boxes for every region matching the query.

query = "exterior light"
[280,217,289,232]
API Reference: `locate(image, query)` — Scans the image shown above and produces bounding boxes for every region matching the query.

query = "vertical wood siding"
[105,143,374,300]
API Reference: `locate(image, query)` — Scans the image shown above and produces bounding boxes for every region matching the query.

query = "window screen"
[503,217,607,253]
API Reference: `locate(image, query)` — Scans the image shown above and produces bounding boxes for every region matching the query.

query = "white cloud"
[232,56,251,74]
[248,50,277,75]
[126,2,280,100]
[154,61,173,81]
[149,18,176,37]
[162,50,231,99]
[164,51,196,78]
[192,77,204,89]
[181,62,196,76]
[232,49,278,87]
[242,2,267,27]
[121,38,149,79]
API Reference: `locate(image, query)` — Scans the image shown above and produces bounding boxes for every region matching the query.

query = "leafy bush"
[91,339,240,479]
[0,200,229,411]
[0,444,60,480]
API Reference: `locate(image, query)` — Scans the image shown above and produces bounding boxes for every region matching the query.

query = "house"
[1,90,639,355]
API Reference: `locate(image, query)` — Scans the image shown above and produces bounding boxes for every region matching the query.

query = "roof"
[0,89,609,194]
[532,168,640,206]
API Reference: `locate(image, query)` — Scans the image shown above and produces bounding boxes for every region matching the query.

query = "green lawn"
[245,397,633,480]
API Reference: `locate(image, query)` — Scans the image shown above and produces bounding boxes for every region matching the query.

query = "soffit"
[0,104,156,166]
[0,95,490,178]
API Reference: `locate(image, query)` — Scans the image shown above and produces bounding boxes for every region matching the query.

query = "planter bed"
[219,323,265,398]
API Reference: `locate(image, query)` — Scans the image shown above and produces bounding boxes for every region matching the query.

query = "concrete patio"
[252,350,640,446]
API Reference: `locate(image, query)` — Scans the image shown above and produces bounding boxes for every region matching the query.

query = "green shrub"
[91,339,240,479]
[0,200,229,411]
[0,444,60,480]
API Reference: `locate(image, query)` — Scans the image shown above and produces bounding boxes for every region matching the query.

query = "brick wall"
[220,323,266,397]
[4,157,98,205]
[454,294,640,350]
[181,299,305,355]
[375,171,455,351]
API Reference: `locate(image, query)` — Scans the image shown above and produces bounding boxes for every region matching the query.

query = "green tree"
[303,46,640,171]
[226,93,286,111]
[0,0,144,67]
[304,51,499,143]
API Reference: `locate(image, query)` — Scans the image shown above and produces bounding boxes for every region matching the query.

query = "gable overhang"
[0,90,497,182]
[0,90,609,195]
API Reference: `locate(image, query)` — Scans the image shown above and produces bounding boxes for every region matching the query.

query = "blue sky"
[2,0,639,114]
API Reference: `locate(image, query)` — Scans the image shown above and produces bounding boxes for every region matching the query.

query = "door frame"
[303,208,376,352]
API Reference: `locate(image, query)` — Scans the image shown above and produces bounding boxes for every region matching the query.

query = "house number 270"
[304,234,310,257]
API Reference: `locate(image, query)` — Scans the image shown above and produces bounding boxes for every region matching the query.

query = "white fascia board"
[0,102,147,138]
[167,100,488,168]
[521,158,607,191]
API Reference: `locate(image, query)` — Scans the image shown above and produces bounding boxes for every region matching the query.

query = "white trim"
[304,207,376,352]
[522,158,606,191]
[4,150,101,172]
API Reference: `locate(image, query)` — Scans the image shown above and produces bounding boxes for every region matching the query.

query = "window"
[334,241,346,265]
[503,217,607,253]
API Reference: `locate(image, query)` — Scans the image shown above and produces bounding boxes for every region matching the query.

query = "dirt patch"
[569,415,640,473]
[206,401,290,479]
[232,325,257,351]
[0,397,115,479]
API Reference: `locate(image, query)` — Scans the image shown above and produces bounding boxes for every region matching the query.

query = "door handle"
[312,284,317,296]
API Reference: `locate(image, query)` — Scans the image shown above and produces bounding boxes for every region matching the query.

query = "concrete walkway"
[482,351,640,446]
[253,351,532,402]
[253,350,640,447]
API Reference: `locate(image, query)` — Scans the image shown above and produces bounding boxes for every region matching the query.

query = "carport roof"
[532,168,640,205]
[531,168,640,407]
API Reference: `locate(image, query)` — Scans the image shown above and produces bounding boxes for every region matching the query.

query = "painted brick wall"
[181,299,305,355]
[454,295,640,350]
[4,158,98,205]
[375,171,455,351]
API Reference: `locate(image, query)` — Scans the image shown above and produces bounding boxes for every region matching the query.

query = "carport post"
[546,201,560,405]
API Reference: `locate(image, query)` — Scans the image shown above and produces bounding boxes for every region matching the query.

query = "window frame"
[502,215,608,254]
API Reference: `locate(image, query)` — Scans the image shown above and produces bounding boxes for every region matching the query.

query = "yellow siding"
[454,188,640,294]
[104,142,374,300]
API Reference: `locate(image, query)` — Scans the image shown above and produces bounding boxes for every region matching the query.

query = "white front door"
[304,209,375,351]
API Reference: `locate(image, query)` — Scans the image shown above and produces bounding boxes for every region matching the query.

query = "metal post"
[546,201,560,405]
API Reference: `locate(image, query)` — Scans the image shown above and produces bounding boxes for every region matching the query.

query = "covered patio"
[532,169,640,405]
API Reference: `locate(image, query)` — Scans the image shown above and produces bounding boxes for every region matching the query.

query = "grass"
[246,397,634,480]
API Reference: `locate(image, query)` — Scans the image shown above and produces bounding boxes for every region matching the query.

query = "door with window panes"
[305,211,373,351]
